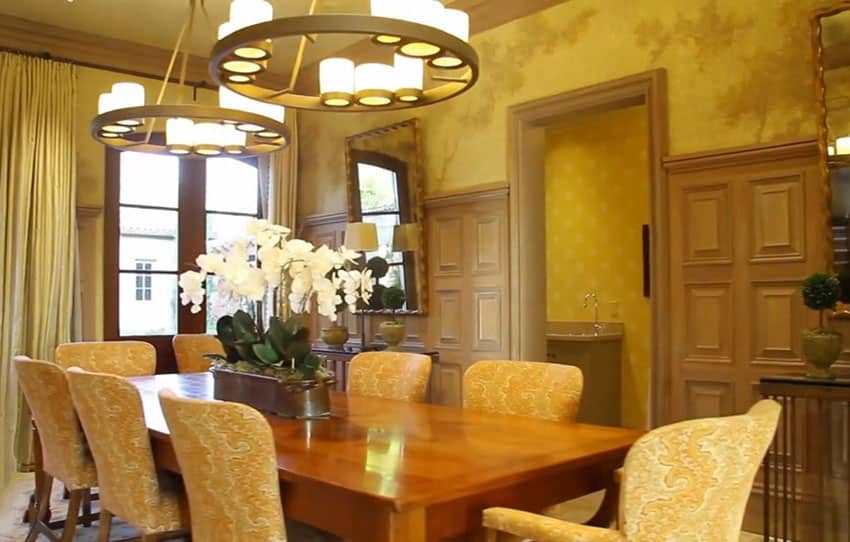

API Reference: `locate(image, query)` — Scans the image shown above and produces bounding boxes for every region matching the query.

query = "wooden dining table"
[133,372,641,542]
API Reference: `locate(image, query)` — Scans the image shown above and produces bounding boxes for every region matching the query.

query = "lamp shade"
[166,118,194,154]
[354,63,395,106]
[394,54,424,91]
[111,82,145,108]
[229,0,273,30]
[97,92,118,114]
[441,8,470,41]
[392,223,420,252]
[320,58,356,107]
[344,222,379,252]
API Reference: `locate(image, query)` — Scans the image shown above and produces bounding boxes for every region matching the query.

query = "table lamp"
[344,222,378,349]
[392,223,420,252]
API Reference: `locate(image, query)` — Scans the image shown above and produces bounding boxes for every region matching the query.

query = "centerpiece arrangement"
[178,219,374,417]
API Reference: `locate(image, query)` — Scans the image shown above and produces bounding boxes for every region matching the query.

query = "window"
[106,149,261,343]
[134,260,154,301]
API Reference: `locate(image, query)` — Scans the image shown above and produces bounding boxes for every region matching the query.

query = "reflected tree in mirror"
[346,119,427,314]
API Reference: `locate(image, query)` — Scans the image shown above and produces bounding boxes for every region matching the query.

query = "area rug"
[0,474,329,541]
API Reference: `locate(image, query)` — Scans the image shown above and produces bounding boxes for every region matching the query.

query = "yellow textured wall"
[545,105,650,429]
[297,0,831,220]
[75,67,219,338]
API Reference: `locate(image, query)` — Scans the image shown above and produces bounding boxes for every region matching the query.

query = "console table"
[759,375,850,542]
[314,344,440,400]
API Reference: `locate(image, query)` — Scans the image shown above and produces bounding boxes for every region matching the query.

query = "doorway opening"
[507,70,669,428]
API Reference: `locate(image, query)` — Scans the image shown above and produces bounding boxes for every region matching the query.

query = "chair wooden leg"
[485,528,499,542]
[98,509,113,542]
[82,488,93,527]
[61,489,83,542]
[25,474,53,542]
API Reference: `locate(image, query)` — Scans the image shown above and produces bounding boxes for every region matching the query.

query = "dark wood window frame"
[104,146,259,372]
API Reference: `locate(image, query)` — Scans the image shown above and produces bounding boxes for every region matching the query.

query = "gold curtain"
[264,110,299,230]
[0,53,77,491]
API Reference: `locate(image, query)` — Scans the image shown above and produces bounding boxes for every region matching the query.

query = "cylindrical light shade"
[394,54,424,103]
[354,63,395,106]
[219,86,285,131]
[344,222,379,252]
[193,122,224,156]
[229,0,273,30]
[370,0,403,43]
[392,223,420,252]
[441,8,469,41]
[222,124,247,154]
[319,58,356,107]
[166,118,194,155]
[111,82,145,108]
[837,136,850,156]
[97,92,118,114]
[829,145,837,156]
[218,21,236,39]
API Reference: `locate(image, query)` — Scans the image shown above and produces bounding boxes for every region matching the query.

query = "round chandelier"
[209,0,480,112]
[91,1,290,158]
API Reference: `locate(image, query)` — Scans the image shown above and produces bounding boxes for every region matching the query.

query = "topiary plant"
[803,272,841,329]
[382,286,406,321]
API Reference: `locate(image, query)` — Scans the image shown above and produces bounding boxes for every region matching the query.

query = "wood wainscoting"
[299,185,510,406]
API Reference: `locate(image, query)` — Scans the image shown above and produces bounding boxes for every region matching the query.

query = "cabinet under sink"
[546,321,623,427]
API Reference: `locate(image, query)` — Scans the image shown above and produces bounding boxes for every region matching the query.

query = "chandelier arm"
[156,4,193,106]
[286,0,321,94]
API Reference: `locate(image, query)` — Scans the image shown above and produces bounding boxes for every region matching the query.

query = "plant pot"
[320,325,349,349]
[802,328,843,379]
[380,321,406,350]
[211,366,334,419]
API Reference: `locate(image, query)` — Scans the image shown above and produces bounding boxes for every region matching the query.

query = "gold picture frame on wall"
[344,119,428,315]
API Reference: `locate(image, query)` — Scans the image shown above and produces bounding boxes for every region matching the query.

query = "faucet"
[583,292,602,335]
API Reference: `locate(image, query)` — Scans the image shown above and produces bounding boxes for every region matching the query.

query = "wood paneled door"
[665,140,825,423]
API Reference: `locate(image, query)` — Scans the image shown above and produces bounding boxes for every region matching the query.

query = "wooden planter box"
[211,367,333,419]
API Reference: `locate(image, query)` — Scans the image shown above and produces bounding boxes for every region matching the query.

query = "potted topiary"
[802,272,843,379]
[380,286,407,350]
[179,219,374,417]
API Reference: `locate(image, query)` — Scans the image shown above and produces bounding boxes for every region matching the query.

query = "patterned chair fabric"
[14,357,97,490]
[483,399,782,542]
[158,390,287,542]
[347,352,432,403]
[66,368,186,535]
[172,334,224,374]
[56,340,156,377]
[463,360,584,422]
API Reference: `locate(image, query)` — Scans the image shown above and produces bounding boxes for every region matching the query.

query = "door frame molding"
[507,68,670,427]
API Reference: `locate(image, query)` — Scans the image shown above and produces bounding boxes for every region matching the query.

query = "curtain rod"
[0,46,216,90]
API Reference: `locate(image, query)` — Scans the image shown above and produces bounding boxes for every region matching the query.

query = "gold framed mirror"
[345,119,427,315]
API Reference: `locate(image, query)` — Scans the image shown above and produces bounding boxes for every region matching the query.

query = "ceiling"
[0,0,369,73]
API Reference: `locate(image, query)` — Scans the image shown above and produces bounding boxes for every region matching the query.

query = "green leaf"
[232,310,259,342]
[803,273,841,311]
[283,314,305,337]
[252,342,280,365]
[267,317,292,357]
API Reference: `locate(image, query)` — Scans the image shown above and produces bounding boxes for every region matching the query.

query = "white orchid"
[179,219,375,321]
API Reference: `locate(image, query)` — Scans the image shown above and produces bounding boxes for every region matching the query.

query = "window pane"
[363,214,403,263]
[205,275,255,334]
[120,208,178,271]
[206,213,255,254]
[119,152,179,208]
[119,273,177,336]
[358,163,400,213]
[206,158,259,214]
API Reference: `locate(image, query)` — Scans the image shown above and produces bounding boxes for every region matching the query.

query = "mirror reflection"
[346,119,426,314]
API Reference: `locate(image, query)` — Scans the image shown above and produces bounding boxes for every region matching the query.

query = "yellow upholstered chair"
[347,351,432,403]
[463,360,584,422]
[158,389,287,542]
[483,399,782,542]
[15,357,98,542]
[66,368,187,541]
[172,334,224,373]
[56,340,156,377]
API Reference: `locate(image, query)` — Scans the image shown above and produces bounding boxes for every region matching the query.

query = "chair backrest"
[347,352,432,403]
[620,399,781,541]
[14,357,97,490]
[56,341,156,377]
[66,368,181,532]
[158,390,286,542]
[172,334,224,374]
[463,360,583,422]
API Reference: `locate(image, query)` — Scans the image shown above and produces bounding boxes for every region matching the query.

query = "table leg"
[353,508,426,542]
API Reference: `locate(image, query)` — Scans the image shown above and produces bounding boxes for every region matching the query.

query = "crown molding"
[0,14,287,89]
[663,139,819,173]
